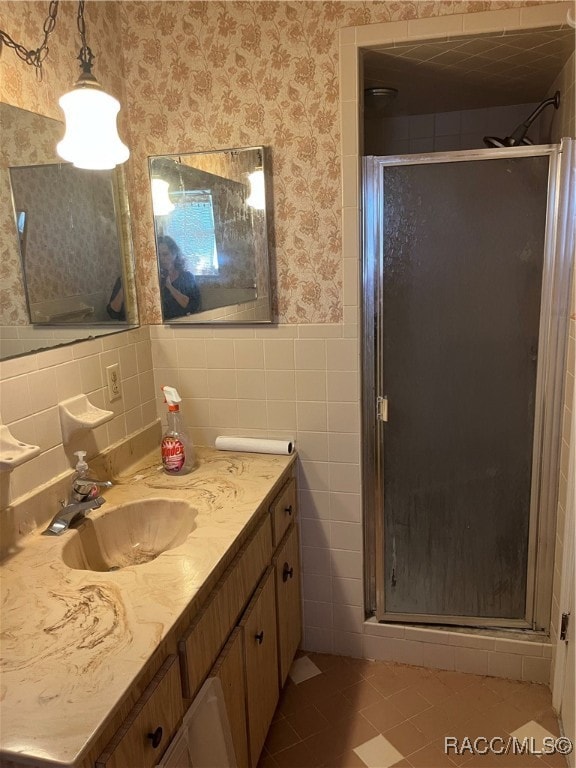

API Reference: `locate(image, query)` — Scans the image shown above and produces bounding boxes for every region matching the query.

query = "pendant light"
[1,1,129,168]
[56,1,129,170]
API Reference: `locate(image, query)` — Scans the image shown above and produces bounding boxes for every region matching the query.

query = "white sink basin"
[61,498,197,572]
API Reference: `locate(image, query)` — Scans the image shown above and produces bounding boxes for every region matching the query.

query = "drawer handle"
[283,562,294,582]
[285,504,293,516]
[255,630,264,645]
[147,726,163,749]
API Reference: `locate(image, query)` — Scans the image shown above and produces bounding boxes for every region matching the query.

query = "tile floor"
[258,652,568,768]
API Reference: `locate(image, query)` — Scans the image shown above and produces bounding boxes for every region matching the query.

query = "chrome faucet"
[43,477,113,536]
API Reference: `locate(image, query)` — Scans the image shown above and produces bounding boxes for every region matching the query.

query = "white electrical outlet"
[106,363,122,402]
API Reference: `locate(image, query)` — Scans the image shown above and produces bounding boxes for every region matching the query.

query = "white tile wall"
[0,326,156,506]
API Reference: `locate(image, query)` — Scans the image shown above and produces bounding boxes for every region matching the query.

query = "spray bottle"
[160,386,194,475]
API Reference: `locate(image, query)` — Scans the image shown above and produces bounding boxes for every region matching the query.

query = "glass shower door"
[368,151,554,626]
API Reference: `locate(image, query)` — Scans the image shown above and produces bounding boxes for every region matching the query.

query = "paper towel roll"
[215,436,295,456]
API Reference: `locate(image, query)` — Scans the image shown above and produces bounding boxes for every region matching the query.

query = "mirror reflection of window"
[165,190,219,276]
[16,210,27,259]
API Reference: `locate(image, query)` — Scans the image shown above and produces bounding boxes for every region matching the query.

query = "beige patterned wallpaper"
[0,1,126,326]
[120,0,542,325]
[10,164,120,313]
[1,1,541,328]
[0,105,62,324]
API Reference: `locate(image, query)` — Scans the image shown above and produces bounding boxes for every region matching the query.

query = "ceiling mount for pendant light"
[56,1,129,170]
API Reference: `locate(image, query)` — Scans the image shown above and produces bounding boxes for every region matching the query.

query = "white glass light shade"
[57,87,129,170]
[151,179,175,216]
[246,169,265,210]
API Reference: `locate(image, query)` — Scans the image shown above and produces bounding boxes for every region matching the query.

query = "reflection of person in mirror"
[158,235,201,318]
[106,277,126,320]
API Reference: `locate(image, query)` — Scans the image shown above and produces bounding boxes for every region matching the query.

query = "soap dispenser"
[71,451,99,501]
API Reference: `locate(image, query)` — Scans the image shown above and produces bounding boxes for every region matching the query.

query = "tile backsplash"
[0,326,156,506]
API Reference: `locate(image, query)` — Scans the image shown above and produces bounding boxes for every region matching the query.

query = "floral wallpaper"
[120,0,541,324]
[0,105,62,324]
[10,164,121,318]
[0,1,127,327]
[1,1,542,327]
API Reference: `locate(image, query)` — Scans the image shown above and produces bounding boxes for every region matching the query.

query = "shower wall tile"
[303,575,333,605]
[494,638,544,656]
[454,647,489,676]
[296,431,330,463]
[330,492,361,523]
[304,627,334,655]
[295,340,327,371]
[300,518,331,550]
[333,603,365,634]
[522,656,552,685]
[487,651,524,680]
[332,577,363,608]
[301,546,332,577]
[331,520,363,551]
[334,630,364,658]
[303,601,333,630]
[331,549,363,581]
[421,642,456,671]
[447,632,495,651]
[299,488,331,521]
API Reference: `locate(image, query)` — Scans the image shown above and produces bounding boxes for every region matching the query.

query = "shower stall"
[362,140,574,631]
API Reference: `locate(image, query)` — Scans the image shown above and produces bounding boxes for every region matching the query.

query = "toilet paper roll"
[215,436,295,456]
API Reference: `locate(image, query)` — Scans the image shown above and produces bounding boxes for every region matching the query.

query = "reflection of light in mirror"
[151,178,175,215]
[57,88,129,170]
[246,170,265,210]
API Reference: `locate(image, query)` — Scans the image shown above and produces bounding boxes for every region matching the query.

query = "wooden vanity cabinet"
[94,470,300,768]
[94,655,184,768]
[210,628,250,768]
[240,567,279,767]
[273,521,302,687]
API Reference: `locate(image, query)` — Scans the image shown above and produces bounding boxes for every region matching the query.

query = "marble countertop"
[0,446,295,767]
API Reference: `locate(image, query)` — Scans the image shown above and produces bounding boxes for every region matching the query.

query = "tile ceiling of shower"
[363,26,575,115]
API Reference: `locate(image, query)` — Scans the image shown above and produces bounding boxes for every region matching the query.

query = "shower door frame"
[362,141,574,631]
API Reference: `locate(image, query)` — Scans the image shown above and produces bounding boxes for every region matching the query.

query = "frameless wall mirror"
[0,103,138,361]
[149,146,272,324]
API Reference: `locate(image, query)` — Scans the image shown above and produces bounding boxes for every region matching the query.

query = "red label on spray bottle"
[161,436,185,473]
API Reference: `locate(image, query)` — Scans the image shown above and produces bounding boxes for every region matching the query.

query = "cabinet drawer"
[179,513,273,699]
[211,628,249,768]
[241,568,278,768]
[270,477,296,546]
[95,655,184,768]
[273,523,302,687]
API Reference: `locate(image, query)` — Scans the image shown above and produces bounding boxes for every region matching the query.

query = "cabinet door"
[95,656,184,768]
[273,523,302,687]
[211,628,249,768]
[179,513,272,699]
[240,568,278,768]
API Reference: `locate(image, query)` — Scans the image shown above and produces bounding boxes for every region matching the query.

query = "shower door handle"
[377,396,388,422]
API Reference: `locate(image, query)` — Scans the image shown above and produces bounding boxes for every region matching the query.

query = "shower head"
[365,86,399,115]
[484,91,560,149]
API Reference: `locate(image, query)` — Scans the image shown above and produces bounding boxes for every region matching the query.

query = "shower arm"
[507,91,561,145]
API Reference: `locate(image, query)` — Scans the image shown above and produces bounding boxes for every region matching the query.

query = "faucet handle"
[72,478,113,502]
